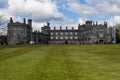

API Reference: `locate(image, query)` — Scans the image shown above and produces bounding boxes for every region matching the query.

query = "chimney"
[60,26,62,30]
[93,22,95,25]
[72,27,74,30]
[10,17,13,23]
[47,22,50,27]
[24,18,26,24]
[28,19,32,27]
[54,26,56,30]
[96,21,98,25]
[66,26,68,30]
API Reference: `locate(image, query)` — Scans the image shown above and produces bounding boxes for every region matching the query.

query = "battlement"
[9,17,32,27]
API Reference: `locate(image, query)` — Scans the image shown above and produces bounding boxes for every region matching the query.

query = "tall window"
[75,32,77,35]
[70,36,73,39]
[13,28,16,36]
[56,36,58,39]
[65,36,68,39]
[51,32,53,35]
[51,36,53,39]
[13,28,16,31]
[13,32,16,36]
[70,32,73,35]
[75,36,78,39]
[65,32,68,35]
[60,36,63,39]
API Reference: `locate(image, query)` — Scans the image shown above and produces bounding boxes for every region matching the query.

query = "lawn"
[0,44,120,80]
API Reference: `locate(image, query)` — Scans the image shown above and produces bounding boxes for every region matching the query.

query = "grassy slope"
[0,44,120,80]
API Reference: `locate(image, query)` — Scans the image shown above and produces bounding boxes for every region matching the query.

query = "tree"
[0,15,7,35]
[114,24,120,43]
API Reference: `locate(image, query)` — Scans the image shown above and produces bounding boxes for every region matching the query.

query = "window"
[51,32,53,35]
[65,36,68,39]
[75,32,78,35]
[70,32,73,35]
[56,32,58,35]
[61,32,63,35]
[60,36,63,39]
[70,36,73,39]
[51,36,53,39]
[13,28,16,31]
[98,33,104,38]
[56,36,58,39]
[13,32,16,36]
[75,36,78,39]
[65,32,68,35]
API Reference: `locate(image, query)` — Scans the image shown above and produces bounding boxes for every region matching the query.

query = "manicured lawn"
[0,44,120,80]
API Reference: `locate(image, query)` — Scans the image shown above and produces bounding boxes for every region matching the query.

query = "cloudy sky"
[0,0,120,31]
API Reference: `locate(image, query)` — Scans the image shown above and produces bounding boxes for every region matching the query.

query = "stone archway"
[99,40,104,43]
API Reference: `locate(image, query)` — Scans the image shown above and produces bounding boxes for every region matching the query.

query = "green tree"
[114,24,120,43]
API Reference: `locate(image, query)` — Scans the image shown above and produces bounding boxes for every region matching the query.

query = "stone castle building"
[7,18,32,44]
[7,18,116,45]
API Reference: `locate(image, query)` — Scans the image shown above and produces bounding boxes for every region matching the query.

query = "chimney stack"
[66,26,68,30]
[47,22,50,27]
[72,27,74,30]
[10,17,13,23]
[60,26,62,30]
[24,18,26,24]
[28,19,32,27]
[54,26,56,30]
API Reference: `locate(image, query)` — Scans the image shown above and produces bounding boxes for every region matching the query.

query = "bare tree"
[0,15,7,35]
[0,15,5,25]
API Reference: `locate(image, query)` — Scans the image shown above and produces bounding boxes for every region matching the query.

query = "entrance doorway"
[65,40,68,44]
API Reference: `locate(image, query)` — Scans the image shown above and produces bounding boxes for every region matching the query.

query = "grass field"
[0,44,120,80]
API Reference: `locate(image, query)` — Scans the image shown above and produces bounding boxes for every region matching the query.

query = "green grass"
[0,44,120,80]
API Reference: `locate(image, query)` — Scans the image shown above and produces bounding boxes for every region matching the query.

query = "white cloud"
[78,18,87,25]
[108,16,120,26]
[25,0,64,22]
[1,0,64,22]
[67,0,120,17]
[7,0,27,15]
[67,2,97,16]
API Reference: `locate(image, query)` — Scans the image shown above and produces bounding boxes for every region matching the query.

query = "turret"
[28,19,32,27]
[104,22,107,28]
[86,20,92,27]
[78,24,81,30]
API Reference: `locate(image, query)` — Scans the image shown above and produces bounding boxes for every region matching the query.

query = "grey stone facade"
[41,21,116,44]
[49,27,79,44]
[78,21,112,44]
[7,18,32,45]
[7,18,116,45]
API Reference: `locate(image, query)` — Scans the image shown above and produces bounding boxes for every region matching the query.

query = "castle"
[7,18,116,45]
[7,18,32,44]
